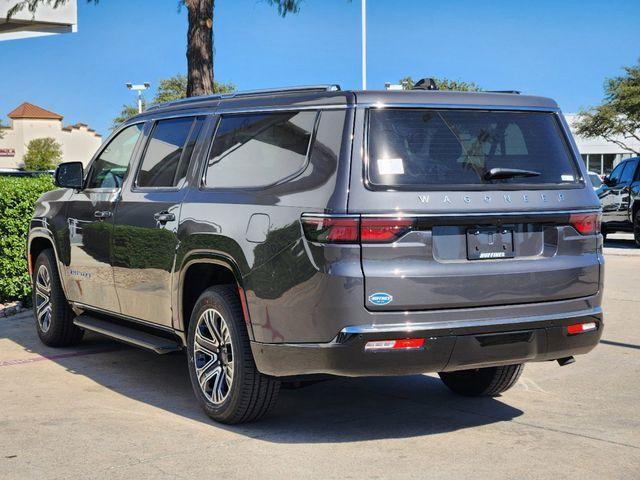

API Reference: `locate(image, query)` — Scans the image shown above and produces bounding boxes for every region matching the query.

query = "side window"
[620,160,638,184]
[136,117,202,188]
[87,124,143,189]
[609,162,626,184]
[204,111,317,189]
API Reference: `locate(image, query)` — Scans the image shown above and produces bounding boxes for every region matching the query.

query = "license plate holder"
[466,227,514,260]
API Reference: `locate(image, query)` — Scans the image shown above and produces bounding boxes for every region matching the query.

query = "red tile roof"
[8,102,63,120]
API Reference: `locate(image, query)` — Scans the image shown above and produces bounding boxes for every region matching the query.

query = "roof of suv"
[129,86,559,124]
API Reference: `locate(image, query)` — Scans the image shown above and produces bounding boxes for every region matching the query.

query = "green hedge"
[0,175,55,303]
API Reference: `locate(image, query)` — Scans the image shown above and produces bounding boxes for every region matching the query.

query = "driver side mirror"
[603,175,615,187]
[55,162,84,189]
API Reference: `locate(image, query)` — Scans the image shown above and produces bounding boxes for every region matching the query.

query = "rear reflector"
[569,212,601,235]
[365,338,425,351]
[567,322,597,335]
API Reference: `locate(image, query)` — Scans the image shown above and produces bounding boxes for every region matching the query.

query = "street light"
[361,0,366,90]
[126,82,150,113]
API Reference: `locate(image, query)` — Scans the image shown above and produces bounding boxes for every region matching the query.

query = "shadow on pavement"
[604,233,637,250]
[3,314,523,443]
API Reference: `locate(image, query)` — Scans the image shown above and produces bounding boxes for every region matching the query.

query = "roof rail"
[486,90,521,94]
[147,84,341,111]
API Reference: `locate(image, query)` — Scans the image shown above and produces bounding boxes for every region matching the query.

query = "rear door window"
[367,109,581,190]
[204,111,317,189]
[136,117,202,188]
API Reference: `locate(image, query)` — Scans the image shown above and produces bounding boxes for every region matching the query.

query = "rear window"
[367,109,581,190]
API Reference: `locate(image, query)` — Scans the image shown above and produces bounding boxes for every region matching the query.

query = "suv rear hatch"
[352,107,601,311]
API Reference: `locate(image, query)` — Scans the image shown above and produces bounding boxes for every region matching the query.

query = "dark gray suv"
[27,84,604,424]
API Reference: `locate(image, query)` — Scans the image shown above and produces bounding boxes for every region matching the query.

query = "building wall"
[564,114,640,176]
[0,117,102,169]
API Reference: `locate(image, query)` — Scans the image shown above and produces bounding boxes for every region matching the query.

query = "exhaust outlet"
[557,356,575,366]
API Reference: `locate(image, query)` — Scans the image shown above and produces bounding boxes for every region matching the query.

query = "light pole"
[126,82,150,113]
[361,0,367,90]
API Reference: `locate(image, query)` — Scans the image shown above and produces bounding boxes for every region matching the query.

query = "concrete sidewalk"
[0,256,638,480]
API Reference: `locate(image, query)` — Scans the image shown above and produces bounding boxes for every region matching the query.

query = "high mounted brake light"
[301,215,414,244]
[569,213,601,235]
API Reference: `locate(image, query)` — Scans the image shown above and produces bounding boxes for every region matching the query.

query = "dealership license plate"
[466,227,515,260]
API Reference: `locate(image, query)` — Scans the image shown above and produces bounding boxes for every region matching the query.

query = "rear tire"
[438,364,524,397]
[186,285,280,424]
[32,249,84,347]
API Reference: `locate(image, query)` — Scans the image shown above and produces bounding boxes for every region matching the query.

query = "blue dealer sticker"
[368,292,393,306]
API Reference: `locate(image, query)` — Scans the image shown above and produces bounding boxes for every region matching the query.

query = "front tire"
[186,285,280,424]
[438,364,524,397]
[32,249,84,347]
[633,210,640,247]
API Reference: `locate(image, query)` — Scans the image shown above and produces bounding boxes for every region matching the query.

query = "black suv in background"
[28,83,604,424]
[597,157,640,245]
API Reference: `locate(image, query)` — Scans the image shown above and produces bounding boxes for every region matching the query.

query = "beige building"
[0,102,102,170]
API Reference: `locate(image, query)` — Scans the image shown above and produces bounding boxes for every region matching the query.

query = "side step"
[73,314,182,354]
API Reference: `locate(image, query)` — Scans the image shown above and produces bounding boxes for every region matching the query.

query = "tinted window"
[620,160,637,184]
[87,124,143,189]
[205,111,316,189]
[367,109,580,189]
[609,162,626,184]
[136,117,195,188]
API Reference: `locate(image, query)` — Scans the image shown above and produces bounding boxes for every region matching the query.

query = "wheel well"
[182,262,237,332]
[29,237,54,276]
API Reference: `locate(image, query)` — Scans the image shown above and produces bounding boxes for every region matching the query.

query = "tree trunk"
[186,0,214,97]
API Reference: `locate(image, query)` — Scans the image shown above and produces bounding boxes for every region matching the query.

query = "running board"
[73,315,182,354]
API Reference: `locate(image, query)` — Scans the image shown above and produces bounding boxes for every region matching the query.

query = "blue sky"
[1,0,639,136]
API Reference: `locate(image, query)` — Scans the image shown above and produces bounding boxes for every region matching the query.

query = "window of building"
[87,124,143,189]
[204,111,317,189]
[602,154,616,175]
[136,117,199,188]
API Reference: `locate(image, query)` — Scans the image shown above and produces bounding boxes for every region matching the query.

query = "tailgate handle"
[475,331,534,347]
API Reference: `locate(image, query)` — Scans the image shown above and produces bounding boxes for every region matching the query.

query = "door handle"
[94,210,112,219]
[154,211,175,223]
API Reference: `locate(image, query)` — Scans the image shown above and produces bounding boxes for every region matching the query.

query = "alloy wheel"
[35,264,52,333]
[194,308,234,405]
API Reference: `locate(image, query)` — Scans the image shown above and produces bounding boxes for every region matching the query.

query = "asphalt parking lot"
[1,238,639,480]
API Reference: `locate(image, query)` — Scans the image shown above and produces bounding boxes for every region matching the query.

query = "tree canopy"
[574,59,640,155]
[22,137,62,171]
[399,76,482,92]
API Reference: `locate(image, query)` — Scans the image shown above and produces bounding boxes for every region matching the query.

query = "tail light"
[569,212,601,235]
[360,218,414,243]
[301,216,359,243]
[302,215,414,244]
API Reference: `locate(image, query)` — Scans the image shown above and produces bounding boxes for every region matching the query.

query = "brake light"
[301,216,359,243]
[567,322,597,335]
[365,338,425,351]
[360,217,414,243]
[569,213,601,235]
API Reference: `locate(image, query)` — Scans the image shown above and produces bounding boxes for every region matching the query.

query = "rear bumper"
[251,308,603,377]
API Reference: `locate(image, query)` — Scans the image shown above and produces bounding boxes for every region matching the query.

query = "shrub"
[23,137,62,171]
[0,175,55,303]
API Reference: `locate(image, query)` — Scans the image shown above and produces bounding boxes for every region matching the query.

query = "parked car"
[27,83,604,424]
[597,157,640,245]
[588,171,603,189]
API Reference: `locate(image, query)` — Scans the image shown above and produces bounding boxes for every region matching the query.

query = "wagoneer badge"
[369,292,393,305]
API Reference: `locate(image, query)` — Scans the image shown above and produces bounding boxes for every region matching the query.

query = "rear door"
[65,123,144,312]
[350,107,601,312]
[113,116,206,327]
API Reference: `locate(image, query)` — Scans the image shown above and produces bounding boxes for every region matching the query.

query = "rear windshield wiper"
[484,168,541,181]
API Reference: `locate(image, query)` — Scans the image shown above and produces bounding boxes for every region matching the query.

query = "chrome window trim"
[358,103,559,112]
[302,209,601,218]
